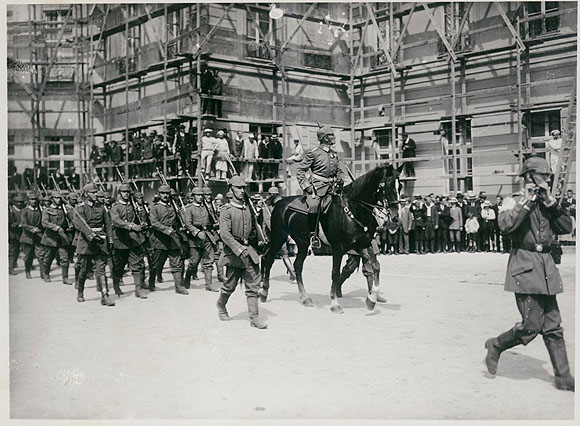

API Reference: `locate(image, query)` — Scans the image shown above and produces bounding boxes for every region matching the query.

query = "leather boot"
[192,268,199,281]
[112,276,124,296]
[148,269,157,291]
[156,270,163,283]
[183,266,192,289]
[100,277,116,306]
[205,269,218,292]
[9,257,17,275]
[74,266,79,289]
[44,263,51,282]
[216,264,224,283]
[366,275,386,303]
[545,338,575,391]
[247,296,267,329]
[133,272,148,299]
[25,270,32,279]
[77,277,86,302]
[173,272,189,295]
[216,291,230,321]
[61,266,73,285]
[484,329,521,375]
[308,213,321,249]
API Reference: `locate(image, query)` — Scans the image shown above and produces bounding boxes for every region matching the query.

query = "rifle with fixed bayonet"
[185,170,219,246]
[49,174,73,245]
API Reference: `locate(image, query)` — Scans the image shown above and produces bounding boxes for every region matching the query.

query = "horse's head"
[375,164,402,220]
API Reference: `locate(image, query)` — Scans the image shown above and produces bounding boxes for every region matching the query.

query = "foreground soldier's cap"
[226,191,233,199]
[133,192,143,199]
[215,193,224,200]
[268,187,280,195]
[28,192,39,200]
[119,183,132,192]
[96,190,106,197]
[229,175,247,188]
[158,185,171,193]
[202,186,212,195]
[68,193,78,200]
[13,194,24,202]
[83,183,98,193]
[51,190,61,198]
[519,155,552,176]
[316,126,334,141]
[192,187,204,195]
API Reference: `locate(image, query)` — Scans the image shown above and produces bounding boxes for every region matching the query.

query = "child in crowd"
[465,212,480,253]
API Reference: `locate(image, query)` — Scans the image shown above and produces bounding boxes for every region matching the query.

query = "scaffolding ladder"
[551,74,577,202]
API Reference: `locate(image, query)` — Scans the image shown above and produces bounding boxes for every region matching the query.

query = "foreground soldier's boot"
[156,270,163,283]
[61,266,73,285]
[100,277,116,306]
[192,268,200,281]
[77,277,86,303]
[216,265,224,282]
[173,272,189,295]
[216,291,231,321]
[9,258,17,276]
[43,264,52,282]
[485,329,520,375]
[25,270,32,279]
[366,275,386,303]
[545,339,575,391]
[133,272,148,299]
[74,266,80,289]
[112,276,124,296]
[148,270,157,291]
[183,267,192,289]
[205,269,218,292]
[308,213,321,249]
[247,296,268,329]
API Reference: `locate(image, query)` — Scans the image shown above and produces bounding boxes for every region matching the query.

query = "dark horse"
[260,164,401,314]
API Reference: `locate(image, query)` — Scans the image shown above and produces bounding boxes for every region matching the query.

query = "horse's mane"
[343,164,390,202]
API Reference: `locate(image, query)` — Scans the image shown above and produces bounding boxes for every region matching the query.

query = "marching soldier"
[203,186,224,283]
[296,126,344,248]
[9,194,25,275]
[216,176,267,329]
[20,192,46,280]
[183,187,217,291]
[149,185,189,295]
[110,183,148,299]
[133,191,156,289]
[40,191,73,285]
[484,155,574,391]
[72,183,116,306]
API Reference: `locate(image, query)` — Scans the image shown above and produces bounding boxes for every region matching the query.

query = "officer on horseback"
[296,126,344,249]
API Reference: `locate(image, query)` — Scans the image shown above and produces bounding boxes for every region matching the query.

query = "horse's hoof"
[365,297,376,311]
[330,305,344,314]
[302,298,315,307]
[336,290,343,298]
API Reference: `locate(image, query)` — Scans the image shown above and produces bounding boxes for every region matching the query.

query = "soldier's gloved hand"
[132,224,143,232]
[258,240,268,248]
[58,228,68,240]
[303,186,314,195]
[240,248,248,258]
[30,226,39,234]
[92,234,104,243]
[197,231,206,241]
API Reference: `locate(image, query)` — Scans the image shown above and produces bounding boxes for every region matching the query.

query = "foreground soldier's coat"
[41,196,72,284]
[20,198,46,278]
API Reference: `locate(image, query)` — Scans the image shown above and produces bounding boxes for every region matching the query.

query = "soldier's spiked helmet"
[192,187,204,195]
[202,186,212,195]
[158,185,171,193]
[316,126,334,141]
[28,192,39,200]
[83,183,98,193]
[229,175,247,188]
[12,194,24,202]
[519,155,552,176]
[119,183,132,192]
[50,190,61,198]
[268,187,280,194]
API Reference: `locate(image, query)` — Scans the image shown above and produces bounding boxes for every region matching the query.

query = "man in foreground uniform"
[484,155,574,391]
[110,183,148,299]
[20,192,46,279]
[41,191,73,285]
[296,126,344,249]
[72,184,116,306]
[183,187,217,291]
[149,185,188,295]
[216,176,267,329]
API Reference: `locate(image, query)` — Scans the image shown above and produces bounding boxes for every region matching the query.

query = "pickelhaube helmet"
[316,126,334,141]
[229,175,247,188]
[119,183,132,192]
[202,186,212,195]
[192,187,204,195]
[519,155,552,176]
[268,186,280,195]
[83,183,98,193]
[28,192,39,200]
[51,190,61,198]
[158,185,171,193]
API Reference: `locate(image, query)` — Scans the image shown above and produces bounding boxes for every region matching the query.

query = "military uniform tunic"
[184,202,215,273]
[8,205,22,268]
[218,200,260,297]
[149,201,182,273]
[19,206,45,272]
[41,204,71,269]
[110,199,145,274]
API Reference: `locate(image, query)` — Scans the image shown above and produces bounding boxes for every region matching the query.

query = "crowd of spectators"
[87,123,287,182]
[375,189,577,255]
[8,163,81,191]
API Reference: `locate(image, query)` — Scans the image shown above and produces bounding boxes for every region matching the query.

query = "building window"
[522,2,560,39]
[48,160,60,174]
[64,160,75,171]
[527,109,560,159]
[440,119,473,192]
[246,10,269,42]
[48,143,60,156]
[8,144,15,155]
[63,144,74,155]
[439,3,472,56]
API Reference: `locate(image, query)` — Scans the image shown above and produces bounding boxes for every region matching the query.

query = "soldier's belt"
[512,241,551,253]
[91,227,104,232]
[234,237,249,246]
[312,173,333,182]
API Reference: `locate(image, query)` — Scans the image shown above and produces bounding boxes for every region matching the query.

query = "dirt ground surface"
[9,252,576,420]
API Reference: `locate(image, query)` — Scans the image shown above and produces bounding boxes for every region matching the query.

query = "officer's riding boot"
[25,270,32,279]
[112,275,124,296]
[216,291,231,321]
[247,296,268,329]
[193,266,200,281]
[77,277,86,303]
[9,257,17,275]
[43,261,52,282]
[74,266,80,289]
[173,272,189,295]
[545,339,575,391]
[183,266,192,289]
[100,277,116,306]
[205,269,218,292]
[133,272,148,299]
[148,269,157,291]
[484,328,521,375]
[366,275,386,303]
[156,270,163,283]
[308,213,321,249]
[61,266,73,285]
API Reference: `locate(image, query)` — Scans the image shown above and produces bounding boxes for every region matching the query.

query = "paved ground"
[9,252,575,420]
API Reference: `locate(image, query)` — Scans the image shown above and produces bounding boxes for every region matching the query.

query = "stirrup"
[310,234,321,249]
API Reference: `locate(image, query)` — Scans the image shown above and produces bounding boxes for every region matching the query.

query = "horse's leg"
[336,254,360,298]
[259,233,286,303]
[329,252,344,314]
[364,249,384,310]
[293,242,314,307]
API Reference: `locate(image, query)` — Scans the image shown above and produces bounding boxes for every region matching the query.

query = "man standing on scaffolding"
[296,126,344,249]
